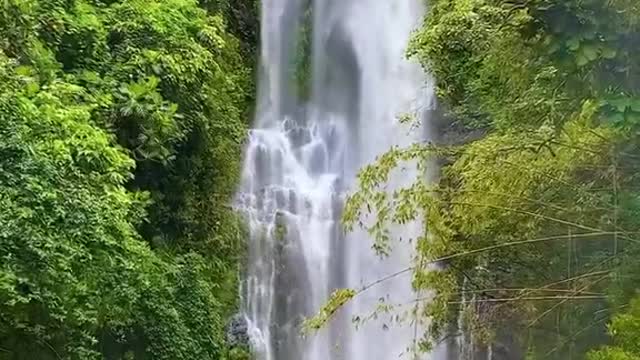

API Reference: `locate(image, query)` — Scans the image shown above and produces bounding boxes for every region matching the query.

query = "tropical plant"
[0,0,256,357]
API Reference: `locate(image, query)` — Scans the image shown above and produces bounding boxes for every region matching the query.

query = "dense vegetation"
[342,0,640,359]
[0,0,257,358]
[6,0,640,358]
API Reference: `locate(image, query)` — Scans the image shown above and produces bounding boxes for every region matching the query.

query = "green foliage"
[341,0,640,358]
[302,289,356,333]
[0,0,256,358]
[292,0,312,100]
[199,0,259,62]
[224,346,251,360]
[589,297,640,360]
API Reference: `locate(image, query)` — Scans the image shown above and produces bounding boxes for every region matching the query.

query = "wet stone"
[275,188,287,208]
[286,190,297,214]
[288,126,312,148]
[307,143,327,176]
[226,313,250,348]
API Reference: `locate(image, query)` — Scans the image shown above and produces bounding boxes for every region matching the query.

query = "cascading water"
[236,1,439,359]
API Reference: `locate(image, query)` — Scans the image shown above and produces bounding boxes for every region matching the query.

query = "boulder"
[227,313,250,348]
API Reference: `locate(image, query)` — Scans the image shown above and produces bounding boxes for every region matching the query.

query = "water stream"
[236,1,438,359]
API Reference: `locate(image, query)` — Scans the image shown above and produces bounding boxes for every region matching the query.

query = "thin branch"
[447,295,605,305]
[435,232,618,264]
[531,270,612,290]
[434,188,613,212]
[404,295,605,306]
[613,153,619,256]
[503,247,624,310]
[457,288,603,296]
[356,267,413,294]
[543,315,610,357]
[492,258,618,322]
[39,340,62,360]
[498,158,609,201]
[449,201,639,243]
[356,232,615,294]
[527,274,609,327]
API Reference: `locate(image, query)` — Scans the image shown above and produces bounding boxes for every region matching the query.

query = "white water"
[236,1,438,359]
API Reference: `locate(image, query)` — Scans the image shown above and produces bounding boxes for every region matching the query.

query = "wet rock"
[289,126,312,148]
[438,122,487,146]
[227,313,250,348]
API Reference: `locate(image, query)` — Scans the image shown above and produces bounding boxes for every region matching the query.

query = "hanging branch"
[613,150,619,256]
[449,201,639,243]
[543,313,612,357]
[527,274,610,328]
[448,295,605,304]
[354,231,617,296]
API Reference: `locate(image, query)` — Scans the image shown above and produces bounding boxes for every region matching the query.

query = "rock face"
[438,122,487,147]
[227,314,250,348]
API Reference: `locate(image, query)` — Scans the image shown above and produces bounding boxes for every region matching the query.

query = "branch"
[356,232,616,294]
[448,295,605,305]
[458,288,604,296]
[449,201,639,243]
[527,273,609,327]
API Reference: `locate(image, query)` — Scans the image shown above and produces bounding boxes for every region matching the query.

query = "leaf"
[630,99,640,112]
[608,98,632,112]
[581,44,599,61]
[625,111,640,126]
[25,82,39,96]
[582,30,597,40]
[546,40,562,55]
[566,37,581,51]
[576,54,590,67]
[15,65,33,76]
[302,289,356,333]
[601,46,618,60]
[80,70,99,82]
[607,112,625,125]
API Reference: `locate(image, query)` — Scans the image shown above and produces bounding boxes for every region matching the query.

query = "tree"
[589,297,640,360]
[323,0,640,358]
[0,0,256,358]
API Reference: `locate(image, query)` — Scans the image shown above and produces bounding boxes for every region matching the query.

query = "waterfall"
[236,1,438,359]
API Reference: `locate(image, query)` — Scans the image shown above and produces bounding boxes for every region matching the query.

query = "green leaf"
[582,30,597,40]
[601,46,618,60]
[566,36,581,51]
[302,289,357,332]
[25,82,39,96]
[607,112,625,125]
[630,99,640,112]
[609,98,632,112]
[546,40,562,55]
[576,54,590,67]
[15,65,34,76]
[625,111,640,126]
[581,44,599,61]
